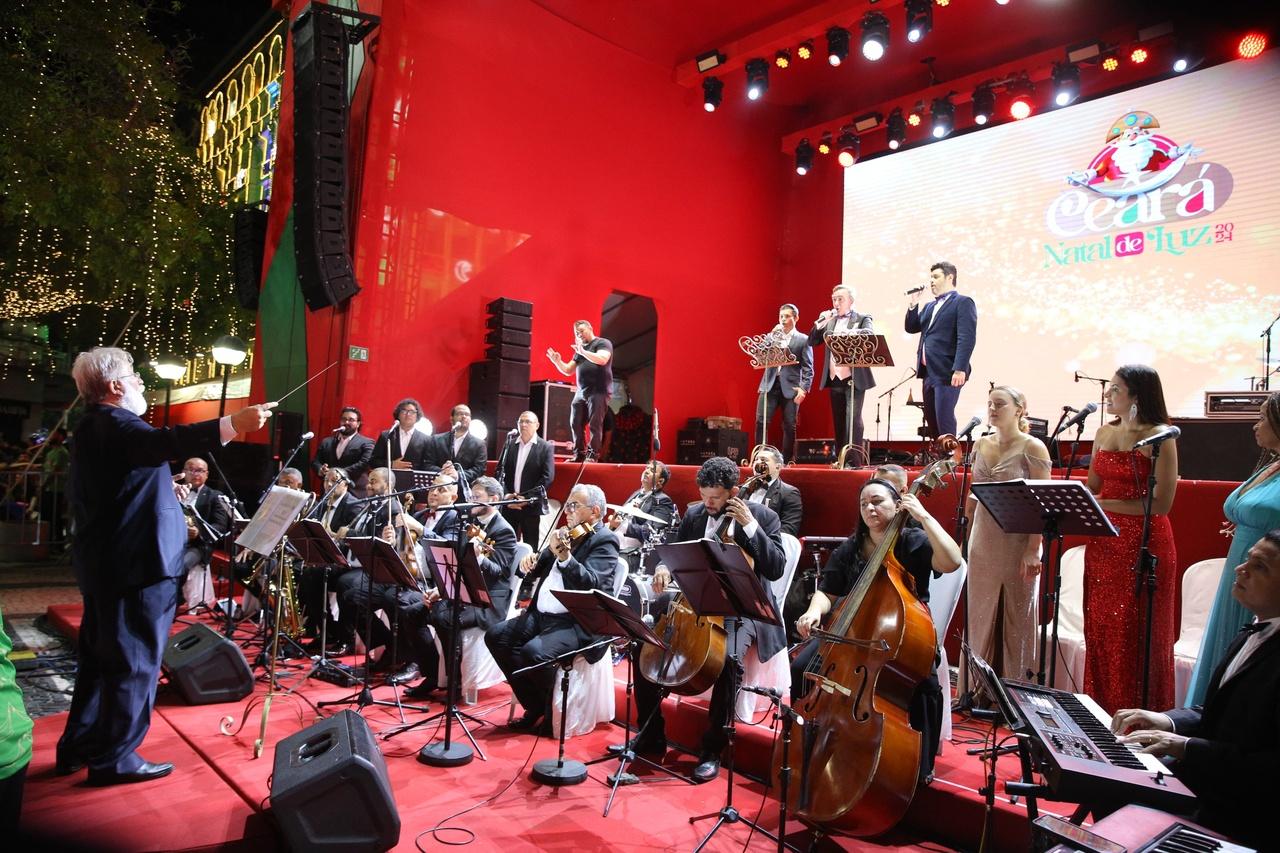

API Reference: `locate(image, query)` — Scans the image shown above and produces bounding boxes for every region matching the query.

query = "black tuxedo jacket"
[808,312,876,392]
[617,488,677,545]
[526,522,621,663]
[425,431,487,484]
[466,511,518,628]
[758,329,814,399]
[753,479,802,538]
[1165,628,1280,848]
[904,292,978,379]
[185,484,232,563]
[371,428,432,471]
[498,435,555,516]
[306,491,362,536]
[676,501,787,663]
[311,432,374,482]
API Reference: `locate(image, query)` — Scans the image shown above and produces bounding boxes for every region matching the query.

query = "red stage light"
[1130,47,1148,64]
[1237,33,1267,59]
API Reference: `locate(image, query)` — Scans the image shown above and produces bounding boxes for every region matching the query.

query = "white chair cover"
[537,501,561,549]
[549,557,626,737]
[182,563,215,611]
[929,560,968,748]
[736,533,802,721]
[1050,546,1088,692]
[1174,558,1227,707]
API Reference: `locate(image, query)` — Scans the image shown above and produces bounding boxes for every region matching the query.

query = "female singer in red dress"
[1083,365,1179,713]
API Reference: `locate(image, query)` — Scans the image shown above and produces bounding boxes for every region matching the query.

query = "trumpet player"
[609,460,676,574]
[486,484,619,734]
[174,457,231,613]
[755,303,813,465]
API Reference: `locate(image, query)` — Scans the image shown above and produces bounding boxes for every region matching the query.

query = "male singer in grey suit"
[1111,531,1280,850]
[904,261,978,438]
[808,284,876,452]
[371,398,432,471]
[755,304,813,464]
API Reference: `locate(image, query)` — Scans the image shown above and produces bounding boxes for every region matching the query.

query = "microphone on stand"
[957,416,982,441]
[1133,425,1181,449]
[1055,402,1098,435]
[299,431,315,442]
[331,426,345,432]
[1073,371,1081,383]
[1062,405,1079,414]
[653,408,661,452]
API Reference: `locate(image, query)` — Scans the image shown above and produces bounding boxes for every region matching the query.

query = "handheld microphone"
[1132,425,1181,449]
[905,285,927,295]
[958,416,982,441]
[331,426,344,432]
[299,431,315,441]
[1057,402,1098,434]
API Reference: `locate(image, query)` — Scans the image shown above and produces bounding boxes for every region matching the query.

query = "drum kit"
[606,501,675,623]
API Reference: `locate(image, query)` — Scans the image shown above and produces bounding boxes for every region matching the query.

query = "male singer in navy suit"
[904,261,978,438]
[56,347,272,785]
[756,304,813,465]
[808,285,876,454]
[1112,531,1280,850]
[498,411,555,545]
[311,406,374,495]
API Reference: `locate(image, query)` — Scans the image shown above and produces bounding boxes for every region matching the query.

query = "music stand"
[392,469,442,505]
[280,519,357,689]
[969,479,1117,688]
[316,536,429,719]
[656,539,795,853]
[738,332,799,454]
[825,331,893,467]
[963,643,1042,831]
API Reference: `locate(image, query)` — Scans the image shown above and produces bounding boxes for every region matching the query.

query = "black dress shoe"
[324,642,352,657]
[691,755,721,784]
[386,662,420,686]
[54,754,85,776]
[87,761,174,786]
[607,738,665,758]
[507,709,545,731]
[404,681,440,699]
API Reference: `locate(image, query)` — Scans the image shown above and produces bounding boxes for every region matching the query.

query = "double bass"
[774,458,957,837]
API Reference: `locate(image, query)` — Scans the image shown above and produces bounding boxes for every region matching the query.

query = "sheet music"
[234,486,310,556]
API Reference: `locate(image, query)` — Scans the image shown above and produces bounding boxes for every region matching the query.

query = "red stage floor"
[24,608,1076,852]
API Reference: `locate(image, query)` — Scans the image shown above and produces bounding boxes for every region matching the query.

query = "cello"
[773,458,957,837]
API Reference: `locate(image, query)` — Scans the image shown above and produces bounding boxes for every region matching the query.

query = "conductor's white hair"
[72,347,133,404]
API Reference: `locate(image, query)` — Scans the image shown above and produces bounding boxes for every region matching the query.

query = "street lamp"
[211,335,247,418]
[152,355,187,427]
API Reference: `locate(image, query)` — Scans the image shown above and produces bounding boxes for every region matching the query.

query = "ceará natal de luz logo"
[1045,110,1232,238]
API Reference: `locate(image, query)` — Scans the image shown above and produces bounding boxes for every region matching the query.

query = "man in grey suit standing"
[755,304,813,465]
[808,285,876,453]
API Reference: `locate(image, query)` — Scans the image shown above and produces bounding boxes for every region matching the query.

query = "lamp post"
[211,335,248,418]
[152,356,187,427]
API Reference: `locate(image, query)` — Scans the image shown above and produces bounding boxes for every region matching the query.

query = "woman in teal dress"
[1183,391,1280,706]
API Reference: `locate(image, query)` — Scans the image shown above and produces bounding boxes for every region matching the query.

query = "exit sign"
[348,345,369,362]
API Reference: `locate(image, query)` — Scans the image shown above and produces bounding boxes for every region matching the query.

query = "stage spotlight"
[935,0,949,5]
[995,0,1010,5]
[907,108,922,127]
[930,96,955,138]
[860,13,890,61]
[905,0,933,44]
[1172,40,1202,73]
[1101,52,1119,71]
[1007,76,1034,120]
[886,108,907,150]
[1237,32,1267,59]
[702,76,723,112]
[775,49,791,69]
[836,128,860,167]
[797,40,814,60]
[971,84,995,125]
[827,26,851,66]
[1130,46,1148,64]
[745,59,769,100]
[818,131,833,155]
[795,138,815,176]
[1051,62,1080,107]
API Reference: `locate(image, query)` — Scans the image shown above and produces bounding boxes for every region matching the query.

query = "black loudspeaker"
[291,7,360,311]
[271,710,400,852]
[162,623,254,705]
[470,359,531,398]
[232,207,268,310]
[531,380,574,445]
[1171,418,1259,480]
[272,409,307,471]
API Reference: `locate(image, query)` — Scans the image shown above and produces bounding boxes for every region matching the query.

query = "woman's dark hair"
[852,478,901,546]
[1254,391,1280,472]
[1113,364,1169,426]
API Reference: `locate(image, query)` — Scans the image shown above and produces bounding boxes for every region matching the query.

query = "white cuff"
[741,518,760,540]
[218,416,236,445]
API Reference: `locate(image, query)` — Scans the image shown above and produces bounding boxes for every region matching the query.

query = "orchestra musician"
[174,456,231,612]
[546,321,613,463]
[791,477,962,782]
[755,303,813,464]
[311,406,374,496]
[299,467,362,654]
[498,411,555,545]
[807,285,876,453]
[743,445,802,538]
[608,460,676,574]
[371,398,431,471]
[1112,530,1280,850]
[625,456,786,784]
[904,261,978,439]
[485,485,620,735]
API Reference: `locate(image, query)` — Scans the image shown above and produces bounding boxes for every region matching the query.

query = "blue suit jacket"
[70,405,222,592]
[905,292,978,379]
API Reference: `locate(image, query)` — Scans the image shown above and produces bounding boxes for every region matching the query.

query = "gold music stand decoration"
[823,330,894,468]
[738,333,800,461]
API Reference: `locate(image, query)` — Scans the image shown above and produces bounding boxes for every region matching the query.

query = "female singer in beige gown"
[964,385,1052,688]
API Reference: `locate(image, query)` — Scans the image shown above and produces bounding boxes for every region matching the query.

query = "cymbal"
[606,502,669,526]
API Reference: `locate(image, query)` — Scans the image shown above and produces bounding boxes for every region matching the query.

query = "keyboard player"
[1111,530,1280,850]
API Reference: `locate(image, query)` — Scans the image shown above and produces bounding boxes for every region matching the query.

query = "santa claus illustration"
[1067,110,1199,192]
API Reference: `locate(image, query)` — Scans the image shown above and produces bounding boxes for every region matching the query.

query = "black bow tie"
[1241,621,1269,635]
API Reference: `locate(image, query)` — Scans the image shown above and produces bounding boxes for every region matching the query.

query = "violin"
[466,522,498,556]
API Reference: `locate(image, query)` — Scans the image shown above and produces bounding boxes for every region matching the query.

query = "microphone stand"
[1134,441,1164,708]
[1062,419,1086,483]
[255,432,314,508]
[878,368,916,444]
[1262,310,1280,391]
[1048,409,1070,468]
[1074,371,1108,432]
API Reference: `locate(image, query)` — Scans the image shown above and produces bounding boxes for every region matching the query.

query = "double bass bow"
[774,458,958,837]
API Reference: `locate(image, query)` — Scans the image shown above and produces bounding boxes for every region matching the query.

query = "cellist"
[792,477,961,782]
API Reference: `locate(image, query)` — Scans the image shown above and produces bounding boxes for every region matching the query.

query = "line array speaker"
[232,207,268,310]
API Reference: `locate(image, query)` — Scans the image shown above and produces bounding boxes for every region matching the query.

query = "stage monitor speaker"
[232,207,268,310]
[292,6,361,311]
[531,380,574,445]
[271,710,401,852]
[162,623,253,705]
[1171,418,1259,481]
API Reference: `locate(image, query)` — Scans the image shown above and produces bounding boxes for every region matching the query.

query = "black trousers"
[0,764,27,835]
[501,507,542,547]
[756,385,799,462]
[485,610,584,715]
[827,378,866,449]
[337,572,417,664]
[570,390,608,457]
[300,565,357,643]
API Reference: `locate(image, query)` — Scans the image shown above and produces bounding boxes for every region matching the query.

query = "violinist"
[609,460,676,573]
[485,484,620,735]
[401,477,517,699]
[791,478,961,782]
[299,468,361,655]
[743,445,803,538]
[627,456,786,784]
